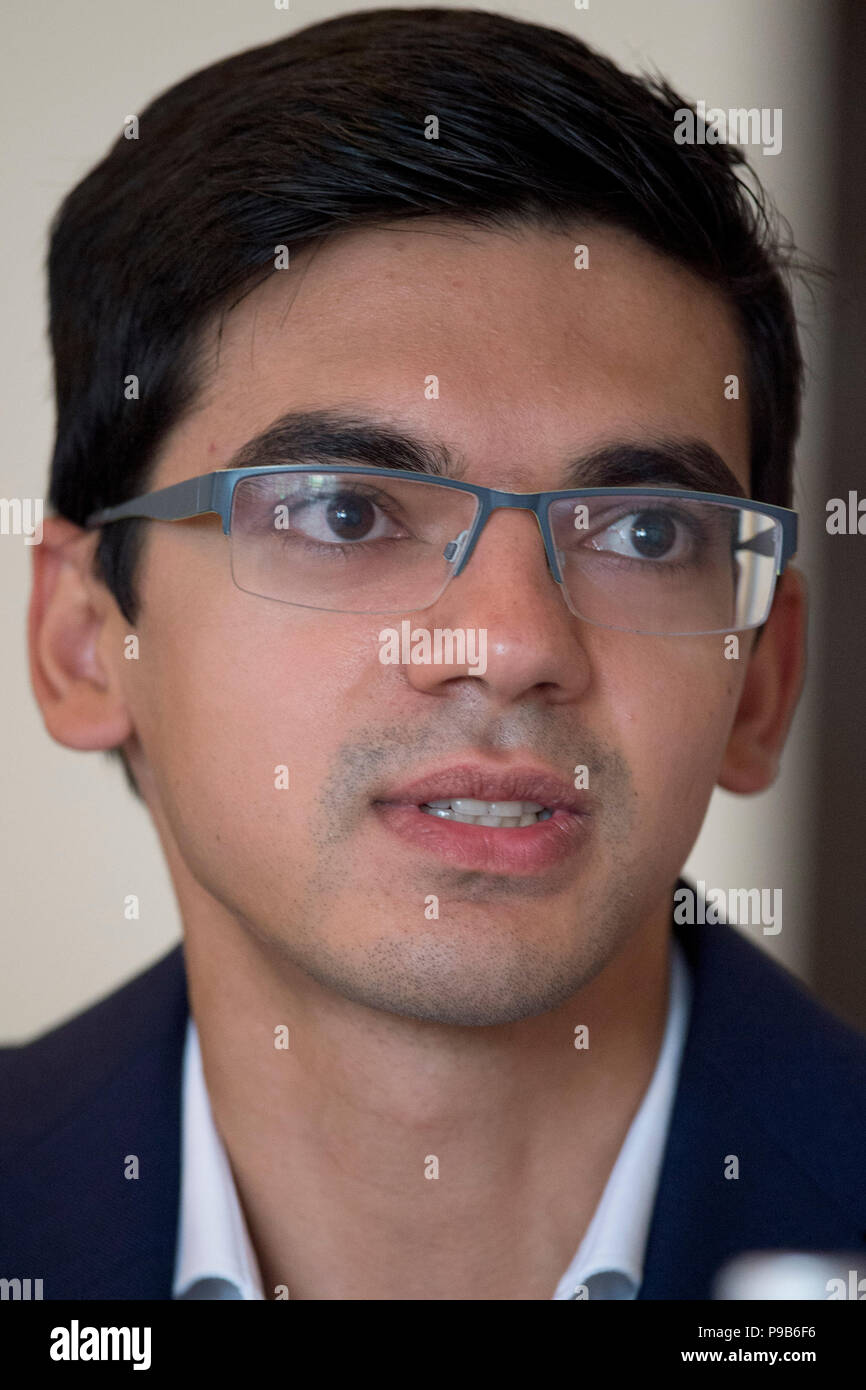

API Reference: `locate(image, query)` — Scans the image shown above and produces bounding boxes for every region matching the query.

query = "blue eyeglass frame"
[85,464,799,586]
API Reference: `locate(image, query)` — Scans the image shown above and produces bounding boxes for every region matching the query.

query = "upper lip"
[374,762,591,814]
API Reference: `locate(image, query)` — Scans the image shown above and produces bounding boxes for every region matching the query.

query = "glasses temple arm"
[85,474,219,528]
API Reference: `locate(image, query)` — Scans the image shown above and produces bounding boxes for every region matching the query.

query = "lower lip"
[372,803,590,873]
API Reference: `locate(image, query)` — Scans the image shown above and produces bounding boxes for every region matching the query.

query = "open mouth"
[372,762,590,872]
[419,799,555,827]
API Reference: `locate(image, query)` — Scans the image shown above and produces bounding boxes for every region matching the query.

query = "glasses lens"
[230,470,479,613]
[548,494,781,634]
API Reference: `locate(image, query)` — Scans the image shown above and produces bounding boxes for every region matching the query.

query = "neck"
[181,894,673,1301]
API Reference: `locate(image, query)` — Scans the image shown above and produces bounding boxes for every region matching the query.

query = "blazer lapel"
[0,943,189,1299]
[638,899,866,1299]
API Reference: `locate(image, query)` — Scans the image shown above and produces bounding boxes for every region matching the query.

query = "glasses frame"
[85,464,798,628]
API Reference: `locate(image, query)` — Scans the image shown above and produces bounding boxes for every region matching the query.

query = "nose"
[400,507,593,707]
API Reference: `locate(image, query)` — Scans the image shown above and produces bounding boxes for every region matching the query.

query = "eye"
[290,490,407,543]
[591,508,693,562]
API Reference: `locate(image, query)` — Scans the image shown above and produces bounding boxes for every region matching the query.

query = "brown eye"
[629,510,677,559]
[326,493,377,540]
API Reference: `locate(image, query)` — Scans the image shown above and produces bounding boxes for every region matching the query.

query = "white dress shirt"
[173,937,691,1300]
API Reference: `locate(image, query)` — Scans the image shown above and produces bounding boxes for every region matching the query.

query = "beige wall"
[0,0,832,1040]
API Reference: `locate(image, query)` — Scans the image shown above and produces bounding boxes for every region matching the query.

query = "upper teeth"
[420,798,552,827]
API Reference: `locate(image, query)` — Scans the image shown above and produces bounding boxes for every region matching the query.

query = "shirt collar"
[552,936,692,1298]
[173,1019,264,1300]
[174,937,691,1300]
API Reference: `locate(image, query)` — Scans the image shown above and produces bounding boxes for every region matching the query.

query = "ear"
[717,565,807,794]
[28,515,134,751]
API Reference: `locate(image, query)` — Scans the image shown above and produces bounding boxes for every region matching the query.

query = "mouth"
[371,762,591,874]
[417,799,554,828]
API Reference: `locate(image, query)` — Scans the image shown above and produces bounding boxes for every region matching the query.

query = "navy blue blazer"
[2,880,865,1300]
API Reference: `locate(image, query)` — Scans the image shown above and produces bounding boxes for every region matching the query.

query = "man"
[3,7,865,1301]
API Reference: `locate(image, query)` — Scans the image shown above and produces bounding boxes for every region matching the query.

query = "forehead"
[164,218,751,495]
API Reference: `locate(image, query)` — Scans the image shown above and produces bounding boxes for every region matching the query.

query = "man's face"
[118,219,756,1025]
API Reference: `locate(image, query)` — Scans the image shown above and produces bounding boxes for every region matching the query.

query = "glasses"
[84,464,798,636]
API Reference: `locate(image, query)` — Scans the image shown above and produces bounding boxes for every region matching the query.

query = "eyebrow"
[224,407,748,498]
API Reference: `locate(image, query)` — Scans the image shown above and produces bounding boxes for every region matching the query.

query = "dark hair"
[45,6,813,796]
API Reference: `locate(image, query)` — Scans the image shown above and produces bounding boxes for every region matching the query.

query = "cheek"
[130,588,376,833]
[604,638,743,824]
